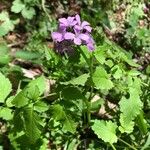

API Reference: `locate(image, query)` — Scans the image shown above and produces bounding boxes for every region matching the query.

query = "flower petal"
[67,16,74,23]
[74,37,82,45]
[52,32,63,42]
[74,25,82,33]
[75,14,81,25]
[81,21,90,27]
[78,34,89,42]
[64,32,75,40]
[84,26,92,32]
[87,43,95,51]
[58,18,68,26]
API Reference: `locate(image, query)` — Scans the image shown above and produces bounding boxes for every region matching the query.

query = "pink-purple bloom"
[51,14,95,52]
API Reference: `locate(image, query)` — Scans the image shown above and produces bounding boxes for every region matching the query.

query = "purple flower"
[74,14,92,33]
[51,14,95,52]
[59,16,77,28]
[51,26,66,42]
[64,30,90,45]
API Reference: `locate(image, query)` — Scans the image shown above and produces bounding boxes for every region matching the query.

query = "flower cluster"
[52,14,95,52]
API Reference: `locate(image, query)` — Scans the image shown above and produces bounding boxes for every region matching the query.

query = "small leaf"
[12,90,29,108]
[11,0,25,13]
[61,86,84,100]
[94,48,106,64]
[34,101,49,112]
[92,67,114,90]
[92,120,118,144]
[91,99,104,111]
[0,72,12,103]
[61,74,89,86]
[22,7,35,19]
[0,107,13,120]
[50,104,77,133]
[0,11,18,36]
[27,76,46,96]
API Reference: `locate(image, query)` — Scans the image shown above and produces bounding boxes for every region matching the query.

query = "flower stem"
[118,138,138,150]
[110,144,117,150]
[78,47,94,126]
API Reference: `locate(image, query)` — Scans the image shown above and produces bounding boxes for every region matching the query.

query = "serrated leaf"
[50,104,77,133]
[92,120,118,144]
[0,11,18,36]
[27,76,46,96]
[119,80,143,133]
[23,107,41,143]
[61,86,84,100]
[34,101,49,112]
[61,74,89,86]
[111,65,123,79]
[15,50,41,60]
[91,99,104,111]
[11,0,25,13]
[13,109,24,132]
[94,48,106,64]
[0,107,13,120]
[11,90,29,107]
[92,67,114,90]
[22,7,35,19]
[0,72,12,103]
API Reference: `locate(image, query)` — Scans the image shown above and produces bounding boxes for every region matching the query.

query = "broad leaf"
[61,74,89,86]
[11,0,25,13]
[119,79,143,133]
[92,120,118,144]
[23,107,41,143]
[0,11,18,36]
[22,7,35,19]
[0,107,13,120]
[11,90,29,107]
[92,67,114,90]
[50,104,77,133]
[27,76,46,96]
[34,101,49,112]
[0,72,12,103]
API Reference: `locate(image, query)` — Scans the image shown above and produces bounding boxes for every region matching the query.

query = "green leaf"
[11,90,29,107]
[15,50,41,60]
[27,76,46,96]
[50,104,77,133]
[11,0,25,13]
[0,11,18,36]
[0,107,13,120]
[23,107,41,143]
[34,101,49,113]
[111,65,123,79]
[91,99,104,111]
[0,72,12,103]
[0,42,11,65]
[92,67,114,90]
[94,48,106,64]
[92,120,118,144]
[22,7,35,19]
[119,80,143,133]
[13,109,24,132]
[61,74,89,86]
[61,86,84,100]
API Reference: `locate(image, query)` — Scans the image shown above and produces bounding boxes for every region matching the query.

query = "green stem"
[118,138,138,150]
[136,111,148,135]
[78,47,94,126]
[110,144,117,150]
